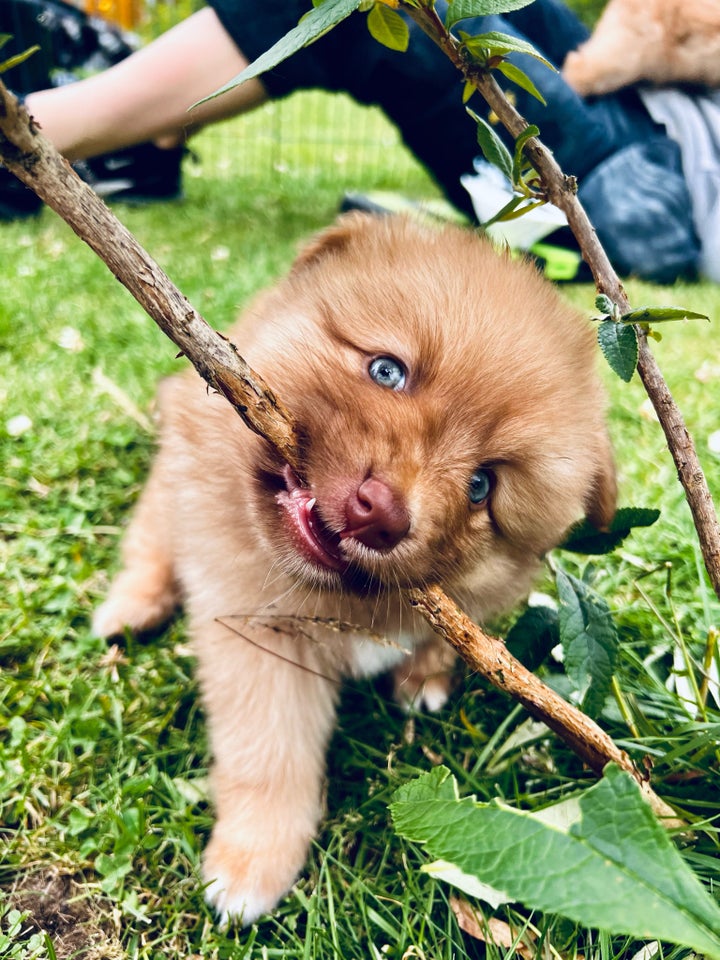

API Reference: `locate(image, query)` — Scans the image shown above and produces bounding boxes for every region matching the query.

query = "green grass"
[1,93,720,959]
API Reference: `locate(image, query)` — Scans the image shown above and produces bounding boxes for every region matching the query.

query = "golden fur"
[94,214,616,924]
[563,0,720,95]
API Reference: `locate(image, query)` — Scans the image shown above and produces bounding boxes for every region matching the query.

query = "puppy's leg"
[392,635,457,713]
[93,460,179,638]
[196,618,338,925]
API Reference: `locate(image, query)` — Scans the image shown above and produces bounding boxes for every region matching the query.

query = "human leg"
[292,0,699,280]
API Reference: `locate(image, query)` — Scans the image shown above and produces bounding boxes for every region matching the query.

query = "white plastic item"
[461,159,568,249]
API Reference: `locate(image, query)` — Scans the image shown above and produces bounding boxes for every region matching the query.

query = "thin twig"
[0,79,673,812]
[0,85,302,475]
[401,1,720,602]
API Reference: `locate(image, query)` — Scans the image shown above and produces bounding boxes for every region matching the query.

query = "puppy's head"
[244,214,615,618]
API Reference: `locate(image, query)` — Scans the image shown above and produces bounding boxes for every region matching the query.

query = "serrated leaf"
[595,293,615,315]
[556,567,618,717]
[620,305,709,325]
[422,860,509,907]
[392,764,460,810]
[597,318,638,382]
[195,0,361,103]
[390,764,720,957]
[505,604,559,671]
[461,31,555,70]
[366,3,409,51]
[497,61,546,103]
[561,506,661,555]
[468,108,513,181]
[446,0,535,28]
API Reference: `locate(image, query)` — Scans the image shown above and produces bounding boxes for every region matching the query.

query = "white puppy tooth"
[307,497,317,511]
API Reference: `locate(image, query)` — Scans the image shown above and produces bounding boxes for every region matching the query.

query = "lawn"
[1,83,720,960]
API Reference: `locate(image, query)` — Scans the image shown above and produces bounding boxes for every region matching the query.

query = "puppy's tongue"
[276,467,346,573]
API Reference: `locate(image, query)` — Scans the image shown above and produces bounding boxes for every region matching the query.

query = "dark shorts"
[206,0,700,280]
[207,0,481,215]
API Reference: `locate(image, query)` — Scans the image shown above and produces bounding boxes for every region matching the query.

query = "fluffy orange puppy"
[564,0,720,95]
[94,214,616,924]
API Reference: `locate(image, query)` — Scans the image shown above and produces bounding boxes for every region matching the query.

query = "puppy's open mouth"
[275,466,347,573]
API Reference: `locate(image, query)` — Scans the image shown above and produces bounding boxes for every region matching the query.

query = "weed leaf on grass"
[560,506,660,555]
[390,764,720,957]
[556,567,618,717]
[505,603,559,671]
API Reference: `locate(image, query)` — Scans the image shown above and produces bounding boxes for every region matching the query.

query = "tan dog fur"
[93,214,616,924]
[563,0,720,95]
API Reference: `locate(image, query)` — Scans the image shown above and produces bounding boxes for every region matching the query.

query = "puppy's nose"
[342,477,410,551]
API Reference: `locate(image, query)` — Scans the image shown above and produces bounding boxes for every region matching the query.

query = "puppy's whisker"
[215,617,341,685]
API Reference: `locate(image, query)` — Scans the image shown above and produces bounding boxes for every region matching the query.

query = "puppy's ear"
[290,212,378,272]
[584,431,617,530]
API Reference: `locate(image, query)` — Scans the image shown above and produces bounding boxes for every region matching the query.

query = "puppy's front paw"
[202,827,307,926]
[393,639,457,713]
[92,571,177,638]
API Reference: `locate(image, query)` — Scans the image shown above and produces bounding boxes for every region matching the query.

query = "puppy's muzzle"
[340,476,410,551]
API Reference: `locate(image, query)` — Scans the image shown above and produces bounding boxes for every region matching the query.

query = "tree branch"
[0,80,674,817]
[0,85,302,476]
[401,2,720,601]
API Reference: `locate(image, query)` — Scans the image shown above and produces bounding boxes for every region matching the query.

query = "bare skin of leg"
[23,7,269,161]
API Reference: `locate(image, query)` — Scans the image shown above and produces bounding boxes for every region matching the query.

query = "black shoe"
[0,164,42,221]
[74,142,185,205]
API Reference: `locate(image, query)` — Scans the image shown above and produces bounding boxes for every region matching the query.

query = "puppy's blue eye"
[469,468,492,505]
[369,356,406,391]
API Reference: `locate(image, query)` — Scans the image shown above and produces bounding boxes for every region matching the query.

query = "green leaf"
[366,3,409,51]
[480,193,526,229]
[462,79,476,103]
[0,43,40,75]
[512,123,539,183]
[620,305,710,325]
[467,108,513,181]
[505,603,559,671]
[495,198,545,220]
[446,0,535,28]
[390,764,720,957]
[555,567,618,717]
[594,293,616,316]
[195,0,361,103]
[461,30,555,70]
[561,506,661,555]
[597,318,638,382]
[496,61,546,103]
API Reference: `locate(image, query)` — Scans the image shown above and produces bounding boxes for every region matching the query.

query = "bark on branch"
[402,2,720,603]
[0,86,302,475]
[0,80,674,817]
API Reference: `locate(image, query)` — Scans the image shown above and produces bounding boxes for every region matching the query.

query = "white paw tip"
[204,875,269,928]
[91,603,116,639]
[419,682,450,714]
[396,679,450,714]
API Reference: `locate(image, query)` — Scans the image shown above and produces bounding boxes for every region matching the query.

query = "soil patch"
[3,868,124,960]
